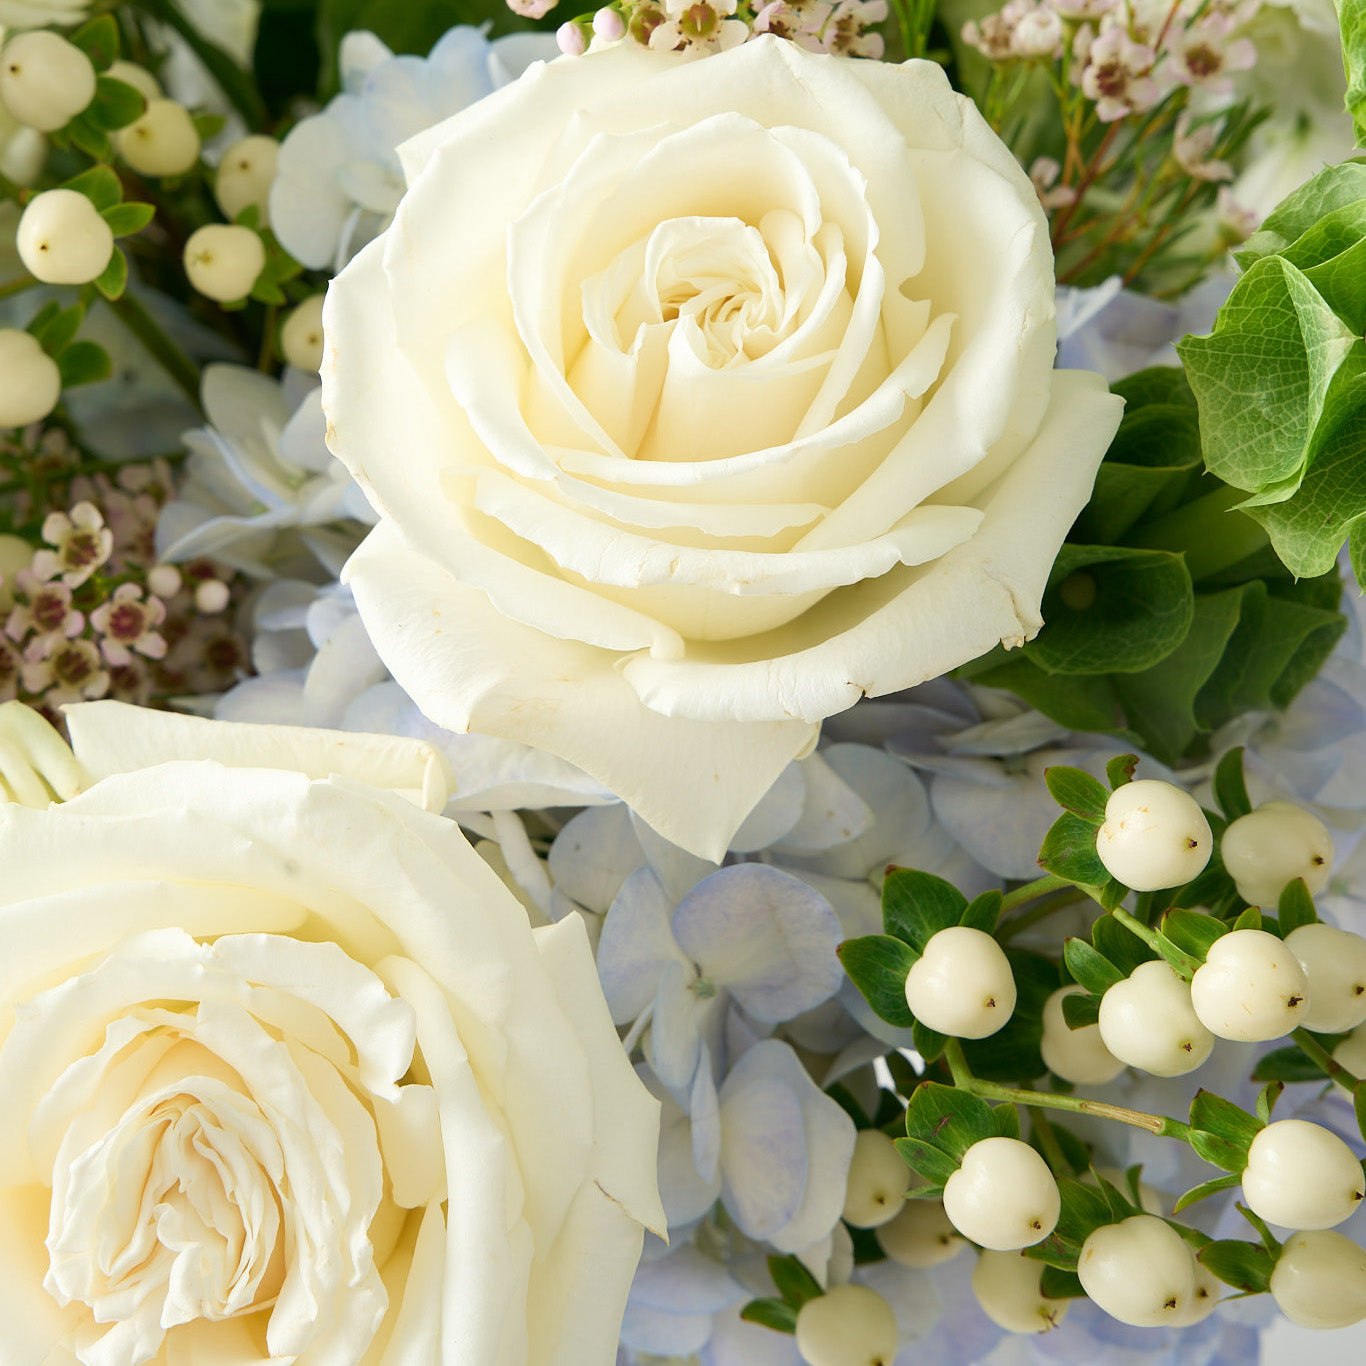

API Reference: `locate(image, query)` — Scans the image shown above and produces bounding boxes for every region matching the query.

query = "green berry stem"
[1292,1027,1362,1089]
[1028,1107,1072,1177]
[0,275,43,302]
[942,1039,1192,1139]
[1111,906,1201,979]
[999,873,1072,914]
[106,289,202,407]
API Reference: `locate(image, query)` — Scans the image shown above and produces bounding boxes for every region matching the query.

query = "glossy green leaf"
[1045,766,1109,822]
[959,889,1003,934]
[1039,1266,1086,1301]
[1198,1240,1274,1294]
[101,202,156,238]
[893,1137,958,1188]
[768,1255,823,1310]
[881,868,966,954]
[1188,1129,1251,1174]
[90,75,145,130]
[1190,1090,1263,1148]
[29,302,84,357]
[1092,913,1156,976]
[740,1298,798,1334]
[1173,1172,1243,1214]
[62,165,122,213]
[1064,938,1124,997]
[1251,1045,1328,1083]
[911,1019,948,1064]
[1212,747,1252,820]
[69,14,119,69]
[1161,908,1228,958]
[93,248,127,301]
[1039,812,1108,889]
[1256,1081,1284,1126]
[837,935,916,1029]
[1105,754,1138,789]
[57,341,112,388]
[1335,2,1366,148]
[904,1082,997,1164]
[1061,989,1102,1030]
[1232,906,1263,933]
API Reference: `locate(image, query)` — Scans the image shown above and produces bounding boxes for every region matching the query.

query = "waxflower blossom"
[649,0,750,52]
[89,582,168,665]
[5,567,82,649]
[33,500,112,588]
[1076,26,1163,120]
[21,633,109,703]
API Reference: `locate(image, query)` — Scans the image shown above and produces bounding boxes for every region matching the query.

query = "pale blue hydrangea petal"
[619,1304,716,1358]
[630,1246,745,1315]
[718,1040,854,1252]
[548,804,645,914]
[631,810,718,904]
[673,865,843,1024]
[690,1046,721,1185]
[717,1069,808,1241]
[772,750,873,852]
[654,1091,721,1228]
[650,958,707,1097]
[597,867,690,1025]
[855,1259,941,1347]
[729,760,806,853]
[704,1309,804,1366]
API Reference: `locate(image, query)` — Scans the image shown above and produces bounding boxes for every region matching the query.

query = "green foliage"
[1199,1239,1275,1294]
[837,935,916,1028]
[1180,162,1366,589]
[1212,746,1251,820]
[69,14,120,70]
[881,868,966,953]
[63,166,123,213]
[101,202,157,238]
[1160,907,1228,958]
[960,948,1056,1082]
[766,1256,823,1311]
[1044,766,1108,823]
[1173,1172,1241,1214]
[1251,1045,1329,1083]
[739,1298,798,1335]
[90,76,146,131]
[57,341,112,388]
[1038,811,1110,891]
[904,1081,998,1163]
[94,249,129,302]
[968,363,1346,764]
[1063,938,1124,996]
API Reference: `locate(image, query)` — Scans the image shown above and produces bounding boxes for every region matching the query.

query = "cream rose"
[323,37,1123,859]
[0,702,663,1366]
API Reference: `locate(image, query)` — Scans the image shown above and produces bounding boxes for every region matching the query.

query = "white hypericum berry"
[183,224,266,303]
[1285,922,1366,1034]
[215,134,279,224]
[1242,1120,1365,1230]
[16,188,114,285]
[904,926,1016,1039]
[1040,985,1124,1085]
[1270,1230,1366,1329]
[280,293,325,372]
[1097,959,1214,1077]
[1168,1258,1224,1327]
[1077,1215,1195,1327]
[842,1130,910,1229]
[794,1284,899,1366]
[105,60,161,103]
[1219,801,1333,907]
[876,1198,966,1268]
[1096,779,1212,890]
[971,1250,1069,1333]
[0,329,60,427]
[0,31,96,133]
[942,1137,1060,1251]
[1335,1023,1366,1082]
[1189,928,1309,1042]
[116,98,201,177]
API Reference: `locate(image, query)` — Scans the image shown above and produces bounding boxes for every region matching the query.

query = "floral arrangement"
[0,0,1362,1363]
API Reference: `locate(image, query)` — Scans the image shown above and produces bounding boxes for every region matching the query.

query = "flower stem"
[1111,906,1201,979]
[1293,1028,1361,1089]
[1000,873,1071,914]
[105,292,202,409]
[942,1039,1191,1138]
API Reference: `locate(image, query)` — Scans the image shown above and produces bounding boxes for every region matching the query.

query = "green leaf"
[1352,519,1366,593]
[1356,1079,1366,1145]
[1240,163,1366,265]
[993,1103,1021,1141]
[825,1082,872,1130]
[1038,812,1108,889]
[90,76,146,131]
[57,341,111,389]
[959,889,1003,934]
[1251,1045,1329,1083]
[1112,366,1198,410]
[66,113,110,160]
[1038,1266,1086,1301]
[1160,907,1228,958]
[1188,1129,1251,1174]
[881,868,967,954]
[68,14,119,69]
[893,1136,958,1188]
[1198,1239,1274,1294]
[1052,1178,1112,1245]
[904,1082,997,1163]
[1174,1172,1243,1214]
[1212,747,1252,820]
[1105,754,1138,789]
[1030,545,1195,676]
[100,202,156,238]
[93,248,127,302]
[1092,913,1156,976]
[837,936,916,1029]
[62,165,122,213]
[191,112,227,141]
[1190,1090,1263,1149]
[1232,905,1263,933]
[1180,254,1362,504]
[970,653,1126,734]
[1045,766,1109,822]
[739,1298,798,1335]
[1061,989,1101,1030]
[911,1019,948,1064]
[1335,2,1366,150]
[29,302,84,357]
[1256,1081,1285,1126]
[767,1255,823,1311]
[1063,938,1124,997]
[961,948,1056,1083]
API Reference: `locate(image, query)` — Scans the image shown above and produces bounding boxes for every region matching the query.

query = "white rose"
[323,38,1123,859]
[0,701,664,1366]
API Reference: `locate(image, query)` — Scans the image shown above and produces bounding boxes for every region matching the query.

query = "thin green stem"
[105,292,201,408]
[134,0,268,130]
[1293,1028,1361,1089]
[1000,873,1071,914]
[943,1038,1191,1138]
[996,893,1080,944]
[0,275,40,302]
[1111,907,1201,979]
[1029,1108,1072,1177]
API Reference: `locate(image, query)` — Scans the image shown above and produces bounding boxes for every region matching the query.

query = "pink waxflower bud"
[507,0,559,16]
[593,6,627,39]
[557,20,589,53]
